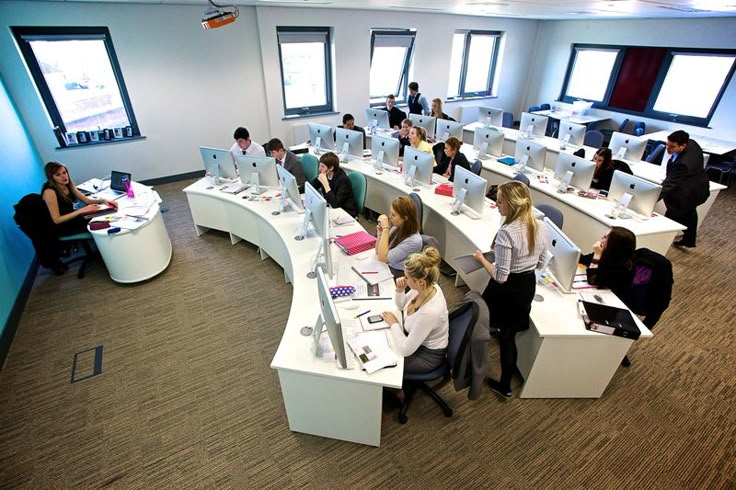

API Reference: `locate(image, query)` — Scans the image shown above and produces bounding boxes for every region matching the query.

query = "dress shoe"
[487,378,512,399]
[673,240,695,248]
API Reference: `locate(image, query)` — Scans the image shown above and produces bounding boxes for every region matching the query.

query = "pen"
[355,310,371,319]
[361,271,378,274]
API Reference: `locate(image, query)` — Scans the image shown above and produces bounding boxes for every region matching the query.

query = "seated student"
[382,94,407,129]
[380,247,449,376]
[230,127,266,164]
[591,147,633,191]
[375,196,423,276]
[42,161,118,237]
[267,138,306,193]
[398,118,413,157]
[407,82,430,116]
[408,127,437,167]
[434,137,470,182]
[337,113,367,149]
[310,152,359,218]
[430,98,454,121]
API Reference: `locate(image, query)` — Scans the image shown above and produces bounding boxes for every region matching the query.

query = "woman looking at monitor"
[408,127,437,167]
[430,98,454,121]
[591,147,632,191]
[435,137,470,182]
[42,161,118,236]
[580,226,637,297]
[311,152,359,217]
[376,196,423,276]
[473,181,548,399]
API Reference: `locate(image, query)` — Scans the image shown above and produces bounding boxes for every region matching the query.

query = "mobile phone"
[367,315,383,324]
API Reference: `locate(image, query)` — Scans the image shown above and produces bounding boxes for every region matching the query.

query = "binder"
[434,183,454,197]
[581,301,641,340]
[497,156,516,166]
[334,230,377,255]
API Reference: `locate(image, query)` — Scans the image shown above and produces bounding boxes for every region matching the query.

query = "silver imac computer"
[308,123,336,154]
[554,152,596,191]
[335,127,364,161]
[236,155,279,194]
[609,132,647,161]
[409,114,437,139]
[478,107,503,127]
[371,134,400,174]
[544,217,581,293]
[199,146,238,180]
[274,165,305,216]
[364,108,390,130]
[519,112,549,138]
[403,147,434,191]
[452,166,489,220]
[435,119,464,141]
[299,182,333,279]
[311,267,349,369]
[474,127,504,158]
[558,122,586,147]
[514,138,547,173]
[608,170,662,218]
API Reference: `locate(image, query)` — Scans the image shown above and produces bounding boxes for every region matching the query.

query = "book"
[351,259,394,286]
[581,301,641,340]
[347,331,398,374]
[335,230,377,255]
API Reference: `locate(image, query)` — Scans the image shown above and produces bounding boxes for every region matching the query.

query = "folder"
[334,230,377,255]
[581,301,641,340]
[497,156,516,166]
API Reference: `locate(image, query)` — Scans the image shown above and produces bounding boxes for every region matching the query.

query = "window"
[11,26,140,148]
[560,44,736,127]
[277,27,333,116]
[447,31,501,99]
[369,29,416,105]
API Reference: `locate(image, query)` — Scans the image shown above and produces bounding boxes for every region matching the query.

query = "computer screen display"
[110,170,132,192]
[608,170,662,217]
[364,108,390,129]
[558,122,586,147]
[474,127,504,157]
[514,138,547,172]
[276,165,304,213]
[519,112,549,137]
[315,267,348,369]
[371,134,400,168]
[554,152,596,190]
[303,181,333,277]
[545,217,581,293]
[236,155,279,188]
[200,146,238,179]
[308,123,336,152]
[403,147,434,187]
[408,114,437,139]
[478,107,503,127]
[609,132,647,161]
[335,128,364,158]
[435,119,464,141]
[453,166,488,217]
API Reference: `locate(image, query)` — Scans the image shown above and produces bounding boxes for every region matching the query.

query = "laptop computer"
[96,171,132,200]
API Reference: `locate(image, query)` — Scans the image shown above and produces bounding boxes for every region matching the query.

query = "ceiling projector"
[201,1,239,30]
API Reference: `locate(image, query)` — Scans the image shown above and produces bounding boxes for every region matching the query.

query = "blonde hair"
[403,246,441,286]
[411,126,427,144]
[431,97,443,118]
[498,181,538,254]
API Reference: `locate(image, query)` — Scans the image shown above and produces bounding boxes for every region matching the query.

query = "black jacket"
[383,106,406,129]
[592,160,633,192]
[660,139,709,213]
[310,168,359,218]
[13,193,63,269]
[435,150,471,182]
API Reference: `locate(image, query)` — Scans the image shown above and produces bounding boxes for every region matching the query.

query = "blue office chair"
[584,130,604,148]
[528,105,541,113]
[409,192,423,233]
[540,103,551,111]
[513,173,530,186]
[706,156,736,185]
[646,143,666,163]
[347,171,367,214]
[537,204,564,230]
[502,112,514,128]
[471,159,482,176]
[300,153,319,182]
[398,298,479,424]
[601,118,630,145]
[633,121,646,137]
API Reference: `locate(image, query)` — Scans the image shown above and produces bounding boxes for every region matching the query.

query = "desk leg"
[277,370,383,446]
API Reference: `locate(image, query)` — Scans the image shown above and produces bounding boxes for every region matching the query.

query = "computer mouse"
[354,252,370,261]
[339,302,359,310]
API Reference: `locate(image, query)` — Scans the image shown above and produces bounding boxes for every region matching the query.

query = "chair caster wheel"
[398,414,408,424]
[444,408,453,417]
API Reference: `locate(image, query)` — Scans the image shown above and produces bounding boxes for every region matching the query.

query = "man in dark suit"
[337,113,366,149]
[267,138,306,193]
[660,130,710,248]
[382,94,406,129]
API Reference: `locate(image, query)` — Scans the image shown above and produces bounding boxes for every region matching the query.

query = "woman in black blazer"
[434,137,470,182]
[310,152,359,217]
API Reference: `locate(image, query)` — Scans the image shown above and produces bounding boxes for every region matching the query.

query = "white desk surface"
[532,109,609,126]
[645,130,736,156]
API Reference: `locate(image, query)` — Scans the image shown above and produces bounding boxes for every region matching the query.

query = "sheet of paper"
[453,251,494,274]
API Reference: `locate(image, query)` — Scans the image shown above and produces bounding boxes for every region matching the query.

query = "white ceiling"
[24,0,736,20]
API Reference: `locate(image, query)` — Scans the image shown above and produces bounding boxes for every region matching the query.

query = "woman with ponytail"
[473,181,548,399]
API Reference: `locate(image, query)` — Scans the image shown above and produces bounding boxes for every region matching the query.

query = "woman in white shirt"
[473,181,548,399]
[381,247,449,375]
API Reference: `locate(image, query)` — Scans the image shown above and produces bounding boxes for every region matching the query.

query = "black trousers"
[665,207,698,246]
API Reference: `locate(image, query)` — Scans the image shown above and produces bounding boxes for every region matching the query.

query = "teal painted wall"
[0,74,45,333]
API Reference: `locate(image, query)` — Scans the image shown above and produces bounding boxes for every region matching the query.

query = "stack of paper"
[351,259,394,285]
[347,331,398,374]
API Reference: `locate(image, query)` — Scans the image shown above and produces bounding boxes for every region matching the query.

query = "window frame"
[559,43,736,127]
[369,29,416,106]
[276,26,334,117]
[11,26,141,148]
[448,30,501,100]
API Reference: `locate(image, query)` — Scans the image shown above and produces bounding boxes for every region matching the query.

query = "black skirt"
[482,270,536,332]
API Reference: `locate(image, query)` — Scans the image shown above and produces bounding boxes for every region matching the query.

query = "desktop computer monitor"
[236,155,279,189]
[514,138,547,172]
[314,266,348,369]
[275,165,305,215]
[200,146,238,179]
[308,123,336,153]
[364,108,390,130]
[554,152,596,191]
[473,127,504,157]
[478,107,503,127]
[452,166,488,219]
[403,147,434,189]
[435,119,464,141]
[519,112,549,138]
[302,181,333,278]
[544,217,581,293]
[609,132,647,161]
[608,170,662,217]
[335,127,364,159]
[409,114,437,139]
[371,134,400,171]
[558,122,586,147]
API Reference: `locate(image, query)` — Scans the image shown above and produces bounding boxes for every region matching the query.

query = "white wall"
[525,17,736,140]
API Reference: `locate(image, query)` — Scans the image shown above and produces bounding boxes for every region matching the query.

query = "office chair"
[540,103,551,111]
[513,173,530,186]
[705,156,736,185]
[398,299,478,424]
[584,130,604,148]
[409,192,423,233]
[633,121,646,137]
[528,105,541,113]
[300,153,319,182]
[471,159,482,176]
[536,204,564,229]
[645,143,666,163]
[502,112,514,128]
[347,171,367,214]
[601,118,630,146]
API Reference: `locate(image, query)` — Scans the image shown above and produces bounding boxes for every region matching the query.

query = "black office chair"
[706,156,736,185]
[409,192,423,233]
[398,299,478,424]
[601,118,630,146]
[513,173,530,186]
[537,204,564,229]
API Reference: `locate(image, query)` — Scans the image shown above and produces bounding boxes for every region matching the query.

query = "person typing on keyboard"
[380,247,449,403]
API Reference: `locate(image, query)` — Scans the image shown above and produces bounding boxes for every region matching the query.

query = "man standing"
[230,127,266,164]
[660,130,710,248]
[407,82,430,116]
[383,95,406,129]
[267,138,306,193]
